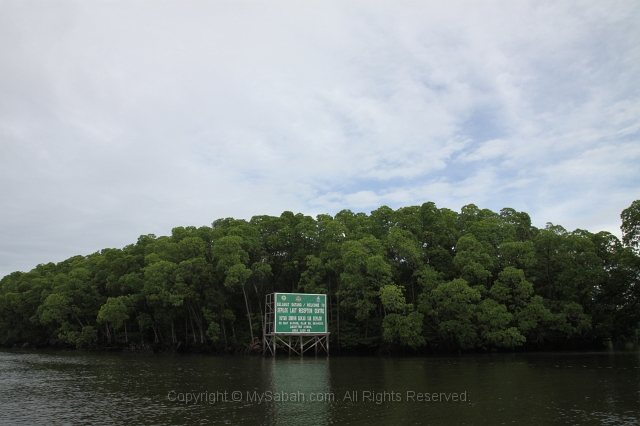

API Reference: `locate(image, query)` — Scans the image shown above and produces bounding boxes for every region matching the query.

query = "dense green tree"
[1,200,638,353]
[621,200,640,251]
[419,278,481,350]
[97,296,132,343]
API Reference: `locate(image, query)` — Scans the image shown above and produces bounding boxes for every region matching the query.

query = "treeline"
[1,201,639,353]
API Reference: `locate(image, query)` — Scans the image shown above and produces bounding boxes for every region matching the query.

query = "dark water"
[0,349,639,425]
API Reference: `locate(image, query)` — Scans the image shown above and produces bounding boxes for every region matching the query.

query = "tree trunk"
[189,308,197,343]
[188,304,205,344]
[411,280,416,306]
[242,286,255,342]
[159,326,165,344]
[219,305,228,352]
[138,318,144,344]
[74,314,84,328]
[231,321,237,345]
[221,318,228,351]
[337,294,340,351]
[254,283,264,335]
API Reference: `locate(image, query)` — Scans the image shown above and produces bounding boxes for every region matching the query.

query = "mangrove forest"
[1,200,639,354]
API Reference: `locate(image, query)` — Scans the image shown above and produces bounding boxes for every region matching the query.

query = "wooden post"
[327,334,329,356]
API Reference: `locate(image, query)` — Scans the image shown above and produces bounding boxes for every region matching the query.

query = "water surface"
[0,349,638,425]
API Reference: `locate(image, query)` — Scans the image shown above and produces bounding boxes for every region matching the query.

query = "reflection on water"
[0,349,638,425]
[266,358,331,425]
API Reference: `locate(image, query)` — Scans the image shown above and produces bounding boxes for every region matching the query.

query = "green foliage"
[39,294,74,326]
[454,235,493,287]
[339,236,392,322]
[75,326,98,349]
[490,267,534,309]
[382,311,425,349]
[380,284,409,313]
[477,299,525,349]
[57,324,98,348]
[1,200,638,353]
[420,279,481,350]
[621,200,640,251]
[202,308,221,343]
[97,296,131,330]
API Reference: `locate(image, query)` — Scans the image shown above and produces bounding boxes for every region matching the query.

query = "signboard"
[274,293,327,333]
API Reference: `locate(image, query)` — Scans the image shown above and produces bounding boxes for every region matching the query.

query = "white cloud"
[459,139,511,162]
[1,0,639,276]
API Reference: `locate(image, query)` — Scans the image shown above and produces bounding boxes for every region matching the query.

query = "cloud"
[1,0,639,276]
[459,139,511,162]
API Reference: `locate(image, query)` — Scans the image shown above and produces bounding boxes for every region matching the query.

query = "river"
[0,349,638,425]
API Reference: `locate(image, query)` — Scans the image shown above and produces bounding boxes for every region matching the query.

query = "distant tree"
[621,200,640,251]
[97,296,132,343]
[2,200,640,353]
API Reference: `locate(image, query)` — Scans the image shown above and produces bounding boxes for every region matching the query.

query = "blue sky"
[1,0,639,277]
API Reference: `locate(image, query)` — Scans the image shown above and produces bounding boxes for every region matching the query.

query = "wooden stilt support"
[262,293,329,357]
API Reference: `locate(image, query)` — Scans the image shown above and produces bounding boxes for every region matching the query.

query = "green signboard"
[274,293,327,333]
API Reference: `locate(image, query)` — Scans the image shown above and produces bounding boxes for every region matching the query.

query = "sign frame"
[273,292,327,334]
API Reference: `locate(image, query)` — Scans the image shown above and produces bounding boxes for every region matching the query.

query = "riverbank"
[5,338,638,356]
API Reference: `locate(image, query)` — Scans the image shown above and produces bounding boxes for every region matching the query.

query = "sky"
[1,0,639,277]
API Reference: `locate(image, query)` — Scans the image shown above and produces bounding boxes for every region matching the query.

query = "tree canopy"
[1,200,639,353]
